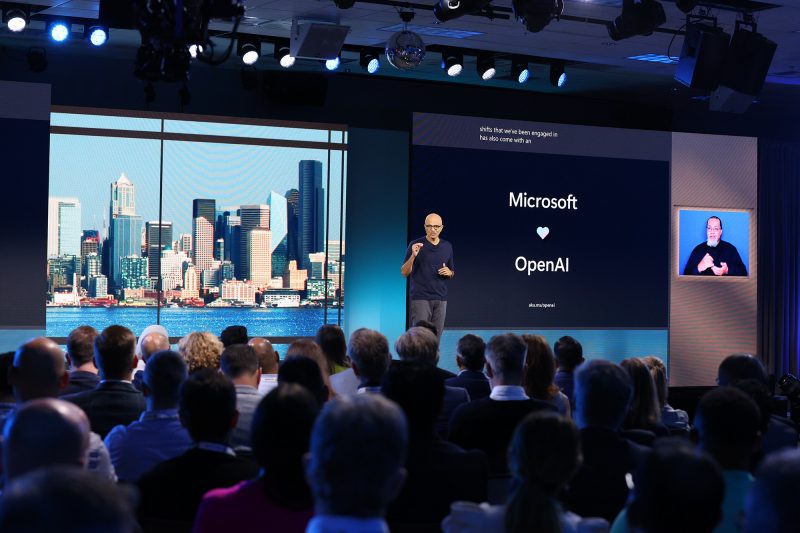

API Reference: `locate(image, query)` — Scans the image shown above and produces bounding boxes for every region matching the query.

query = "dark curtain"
[758,140,800,377]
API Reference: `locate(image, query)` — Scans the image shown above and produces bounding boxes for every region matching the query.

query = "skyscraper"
[238,205,270,281]
[110,174,136,218]
[214,239,224,261]
[267,191,288,278]
[286,188,299,264]
[145,221,173,283]
[120,256,150,289]
[108,175,142,291]
[89,275,107,298]
[192,216,214,272]
[298,161,324,270]
[48,197,82,258]
[183,265,200,299]
[193,199,216,233]
[109,215,142,290]
[247,228,272,288]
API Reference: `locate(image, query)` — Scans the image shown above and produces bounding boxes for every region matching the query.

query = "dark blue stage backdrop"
[410,145,670,329]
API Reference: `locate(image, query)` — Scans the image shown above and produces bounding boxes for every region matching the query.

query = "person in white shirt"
[249,337,279,396]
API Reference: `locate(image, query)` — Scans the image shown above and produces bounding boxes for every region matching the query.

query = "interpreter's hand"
[412,243,423,257]
[438,263,453,277]
[711,262,729,276]
[698,253,715,272]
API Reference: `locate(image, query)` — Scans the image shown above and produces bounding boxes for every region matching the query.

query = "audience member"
[136,325,170,359]
[286,338,335,400]
[620,358,668,442]
[179,331,224,373]
[104,350,193,483]
[305,394,408,533]
[443,411,606,533]
[63,325,146,439]
[7,337,115,480]
[611,386,761,533]
[193,383,320,533]
[414,319,440,340]
[62,325,100,395]
[626,441,724,533]
[561,360,649,521]
[445,334,490,401]
[0,351,14,420]
[745,448,800,533]
[383,361,488,529]
[278,356,329,407]
[248,337,279,395]
[643,356,689,432]
[316,324,350,375]
[449,333,555,475]
[220,325,248,347]
[347,328,391,394]
[132,330,171,391]
[0,466,137,533]
[137,369,259,532]
[220,343,261,451]
[554,335,584,408]
[717,353,799,453]
[2,398,90,481]
[522,334,570,417]
[397,326,469,438]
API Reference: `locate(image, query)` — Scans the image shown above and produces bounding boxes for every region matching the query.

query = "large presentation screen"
[46,108,347,340]
[412,114,670,329]
[411,113,757,385]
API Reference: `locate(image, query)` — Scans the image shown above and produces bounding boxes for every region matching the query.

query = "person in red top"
[193,383,320,533]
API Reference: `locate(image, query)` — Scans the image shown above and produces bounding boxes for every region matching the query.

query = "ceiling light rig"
[360,49,381,74]
[512,0,564,32]
[273,39,295,68]
[442,50,464,77]
[511,57,530,83]
[477,54,496,80]
[433,0,494,22]
[3,6,29,32]
[549,62,567,87]
[237,36,261,65]
[606,0,667,40]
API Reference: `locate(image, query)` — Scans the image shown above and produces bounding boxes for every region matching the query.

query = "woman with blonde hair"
[178,331,224,373]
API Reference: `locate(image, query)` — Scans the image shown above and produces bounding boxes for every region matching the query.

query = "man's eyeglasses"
[425,225,442,230]
[706,226,722,232]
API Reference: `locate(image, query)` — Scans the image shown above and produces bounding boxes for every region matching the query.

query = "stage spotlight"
[607,0,666,41]
[325,56,341,71]
[511,57,530,83]
[334,0,356,6]
[360,50,380,74]
[4,7,29,32]
[237,36,260,65]
[477,55,496,80]
[26,47,46,72]
[433,0,493,22]
[550,62,567,87]
[274,41,295,68]
[188,43,204,58]
[512,0,564,32]
[87,26,108,47]
[49,21,70,42]
[442,51,463,77]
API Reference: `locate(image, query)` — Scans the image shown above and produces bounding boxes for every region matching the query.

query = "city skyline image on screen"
[47,110,347,338]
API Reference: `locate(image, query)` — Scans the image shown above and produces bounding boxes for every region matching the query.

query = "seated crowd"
[0,322,799,533]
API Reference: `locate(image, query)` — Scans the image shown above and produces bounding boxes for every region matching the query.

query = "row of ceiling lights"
[236,38,567,87]
[2,6,109,47]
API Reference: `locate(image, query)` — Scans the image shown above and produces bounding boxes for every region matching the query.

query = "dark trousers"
[409,299,447,339]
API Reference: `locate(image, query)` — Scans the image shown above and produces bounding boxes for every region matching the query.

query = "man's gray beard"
[707,238,719,247]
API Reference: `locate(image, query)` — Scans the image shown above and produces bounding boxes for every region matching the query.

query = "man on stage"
[401,213,454,339]
[683,216,747,276]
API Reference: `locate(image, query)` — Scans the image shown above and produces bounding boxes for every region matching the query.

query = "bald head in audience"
[2,398,90,481]
[139,332,170,363]
[9,337,68,402]
[249,337,278,374]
